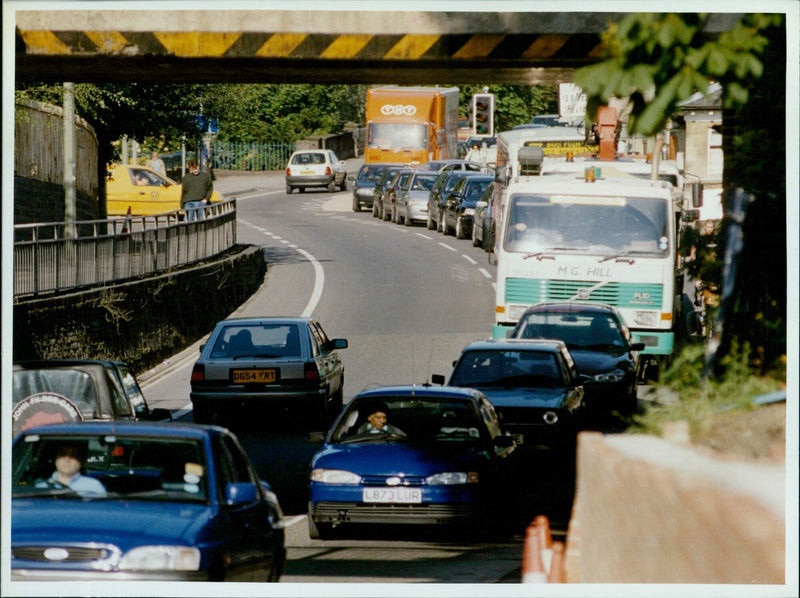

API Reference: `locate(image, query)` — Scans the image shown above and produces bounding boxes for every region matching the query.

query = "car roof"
[353,385,484,402]
[15,421,225,440]
[214,316,311,326]
[520,302,621,316]
[459,338,567,353]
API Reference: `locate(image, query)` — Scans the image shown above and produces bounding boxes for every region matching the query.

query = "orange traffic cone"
[534,515,553,573]
[547,541,567,583]
[521,522,547,583]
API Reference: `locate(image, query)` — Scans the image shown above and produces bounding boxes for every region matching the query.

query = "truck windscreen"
[367,123,428,150]
[504,194,669,258]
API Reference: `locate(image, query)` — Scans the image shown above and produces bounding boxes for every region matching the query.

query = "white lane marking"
[415,232,434,240]
[462,254,477,265]
[479,268,493,279]
[438,242,457,252]
[235,190,284,200]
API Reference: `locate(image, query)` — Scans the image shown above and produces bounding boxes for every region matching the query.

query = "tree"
[573,13,787,370]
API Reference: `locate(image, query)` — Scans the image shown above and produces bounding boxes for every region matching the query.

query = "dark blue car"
[441,338,586,451]
[307,386,516,539]
[11,422,285,582]
[440,174,494,238]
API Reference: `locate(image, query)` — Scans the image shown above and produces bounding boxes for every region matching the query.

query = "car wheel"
[298,187,305,194]
[308,503,334,540]
[427,211,435,230]
[404,209,413,226]
[328,180,336,193]
[472,221,481,247]
[285,184,293,194]
[340,177,347,191]
[192,403,211,424]
[353,196,361,212]
[373,201,379,217]
[328,383,344,419]
[456,217,466,239]
[623,390,639,417]
[383,205,391,221]
[439,211,448,234]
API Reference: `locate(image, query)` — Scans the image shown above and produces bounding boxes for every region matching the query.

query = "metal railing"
[211,141,295,171]
[13,199,237,298]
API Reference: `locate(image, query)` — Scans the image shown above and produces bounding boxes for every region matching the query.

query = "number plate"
[300,170,315,175]
[362,487,422,504]
[232,369,277,384]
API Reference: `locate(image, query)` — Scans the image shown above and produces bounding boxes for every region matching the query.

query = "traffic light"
[472,93,495,136]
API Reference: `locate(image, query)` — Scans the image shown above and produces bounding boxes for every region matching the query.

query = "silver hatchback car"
[285,150,347,194]
[190,317,348,425]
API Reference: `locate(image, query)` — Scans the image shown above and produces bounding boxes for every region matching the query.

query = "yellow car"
[106,164,223,216]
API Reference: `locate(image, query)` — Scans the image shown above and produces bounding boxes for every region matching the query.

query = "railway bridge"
[13,8,742,84]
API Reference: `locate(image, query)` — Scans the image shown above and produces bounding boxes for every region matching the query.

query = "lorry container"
[364,86,459,165]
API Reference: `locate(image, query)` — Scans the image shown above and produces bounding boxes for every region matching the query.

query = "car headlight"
[542,411,559,425]
[634,311,659,326]
[119,546,201,571]
[592,369,626,384]
[310,469,362,484]
[426,471,479,485]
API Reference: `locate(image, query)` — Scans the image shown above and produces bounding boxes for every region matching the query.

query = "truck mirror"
[691,182,704,208]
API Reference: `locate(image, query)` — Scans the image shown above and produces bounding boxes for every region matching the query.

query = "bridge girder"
[13,9,743,84]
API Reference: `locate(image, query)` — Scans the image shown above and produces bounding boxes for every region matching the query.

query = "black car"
[472,180,496,251]
[439,338,586,451]
[380,168,415,223]
[12,359,172,437]
[426,170,485,232]
[372,165,409,219]
[349,162,403,212]
[441,174,494,239]
[190,316,348,425]
[510,302,645,417]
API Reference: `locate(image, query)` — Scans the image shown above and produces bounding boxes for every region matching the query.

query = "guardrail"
[13,199,237,298]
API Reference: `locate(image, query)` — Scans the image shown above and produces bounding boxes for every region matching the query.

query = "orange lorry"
[364,87,460,165]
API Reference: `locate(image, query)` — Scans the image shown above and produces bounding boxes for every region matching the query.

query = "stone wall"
[13,244,266,374]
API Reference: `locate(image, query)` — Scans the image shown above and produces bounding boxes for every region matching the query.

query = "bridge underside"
[13,10,743,84]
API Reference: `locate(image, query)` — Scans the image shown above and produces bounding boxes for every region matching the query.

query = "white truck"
[492,145,681,380]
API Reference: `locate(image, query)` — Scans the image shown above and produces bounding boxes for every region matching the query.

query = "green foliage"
[631,343,783,438]
[574,13,783,135]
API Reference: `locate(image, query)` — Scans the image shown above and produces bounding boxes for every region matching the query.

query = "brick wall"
[566,432,785,584]
[13,244,266,374]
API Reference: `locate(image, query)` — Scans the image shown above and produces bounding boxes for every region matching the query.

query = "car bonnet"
[312,443,484,477]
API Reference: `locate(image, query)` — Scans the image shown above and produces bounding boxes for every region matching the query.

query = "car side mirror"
[328,338,348,351]
[431,374,446,385]
[225,482,257,505]
[308,431,326,444]
[199,343,205,352]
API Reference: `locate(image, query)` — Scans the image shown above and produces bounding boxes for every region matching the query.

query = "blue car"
[11,422,285,582]
[307,386,516,539]
[441,338,587,451]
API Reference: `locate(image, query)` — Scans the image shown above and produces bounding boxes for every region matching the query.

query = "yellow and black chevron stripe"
[17,30,606,61]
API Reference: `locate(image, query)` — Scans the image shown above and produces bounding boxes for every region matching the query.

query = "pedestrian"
[36,443,107,497]
[147,151,166,176]
[181,158,214,222]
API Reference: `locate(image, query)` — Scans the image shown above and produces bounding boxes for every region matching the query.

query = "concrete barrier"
[566,431,785,584]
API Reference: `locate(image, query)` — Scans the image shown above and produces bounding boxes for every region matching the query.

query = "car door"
[212,433,274,581]
[309,321,342,394]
